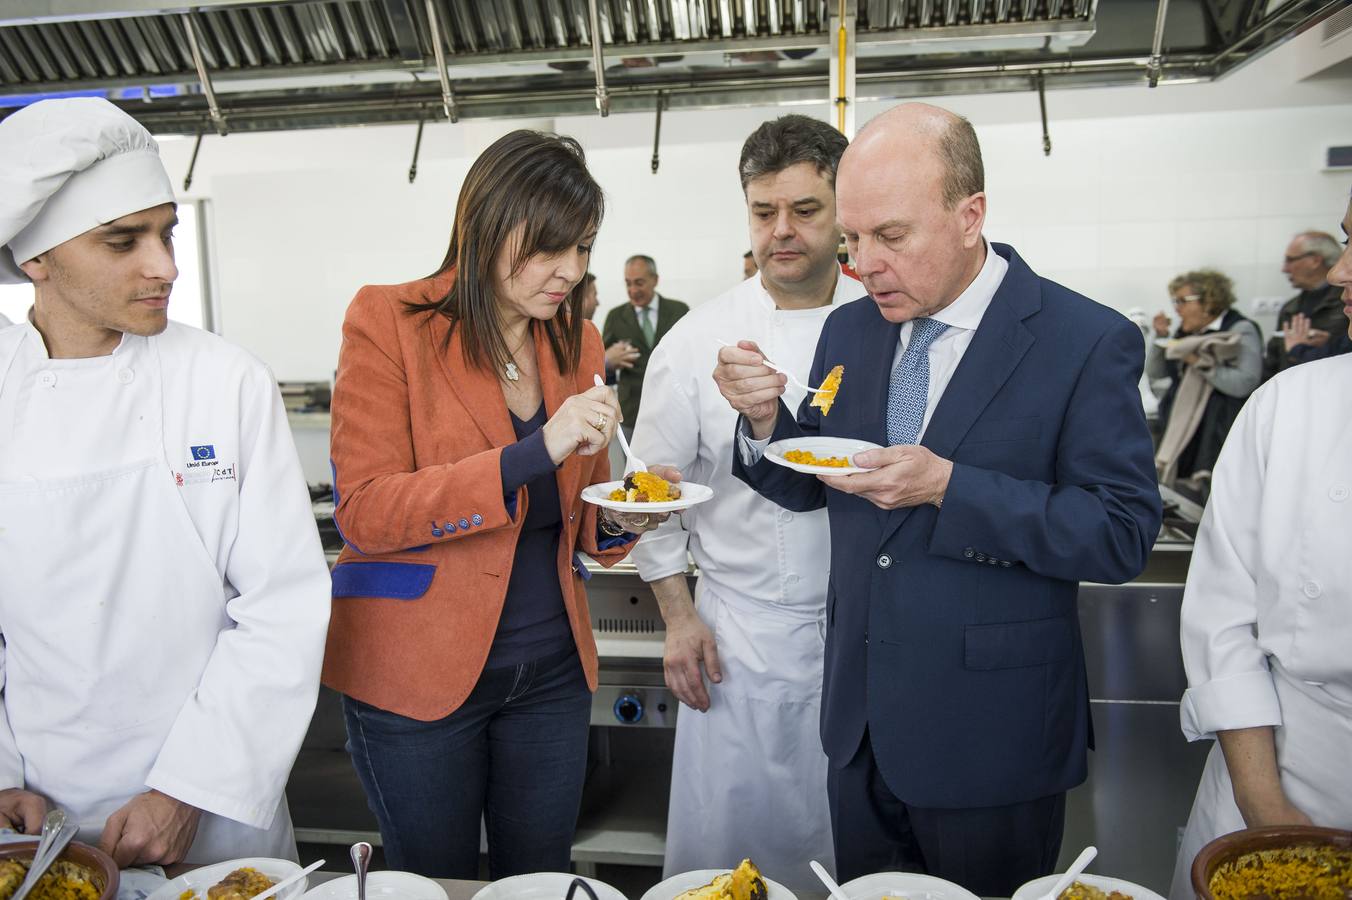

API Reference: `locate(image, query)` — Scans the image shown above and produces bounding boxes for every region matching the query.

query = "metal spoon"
[350,842,372,900]
[13,809,78,900]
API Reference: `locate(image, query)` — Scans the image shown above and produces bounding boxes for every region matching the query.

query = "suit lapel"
[428,311,516,451]
[877,245,1040,547]
[857,312,901,449]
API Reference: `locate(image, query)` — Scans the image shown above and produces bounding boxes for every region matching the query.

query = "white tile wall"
[154,86,1351,381]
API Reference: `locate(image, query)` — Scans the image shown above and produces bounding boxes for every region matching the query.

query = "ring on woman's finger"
[593,413,608,431]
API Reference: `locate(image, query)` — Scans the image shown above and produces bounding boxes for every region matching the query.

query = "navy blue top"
[485,405,574,669]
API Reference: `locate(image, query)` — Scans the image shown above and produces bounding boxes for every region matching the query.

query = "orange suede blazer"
[322,270,632,721]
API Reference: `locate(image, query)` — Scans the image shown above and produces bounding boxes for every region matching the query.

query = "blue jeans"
[342,647,591,879]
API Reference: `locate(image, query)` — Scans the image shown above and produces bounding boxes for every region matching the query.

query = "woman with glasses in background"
[1148,269,1263,495]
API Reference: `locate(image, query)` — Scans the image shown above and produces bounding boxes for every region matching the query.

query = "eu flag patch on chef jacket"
[191,445,216,460]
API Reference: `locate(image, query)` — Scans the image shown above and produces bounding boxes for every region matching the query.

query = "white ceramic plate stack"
[1012,874,1167,900]
[640,869,798,900]
[471,873,626,900]
[764,437,884,476]
[303,872,447,900]
[838,872,981,900]
[581,480,714,514]
[145,859,307,900]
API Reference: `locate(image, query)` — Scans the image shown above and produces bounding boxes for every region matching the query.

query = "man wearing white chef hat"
[0,97,330,867]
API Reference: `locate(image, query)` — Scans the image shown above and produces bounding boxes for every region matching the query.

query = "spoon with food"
[715,340,843,414]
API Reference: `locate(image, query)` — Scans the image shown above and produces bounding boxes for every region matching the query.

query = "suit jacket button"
[1000,560,1012,568]
[445,522,457,533]
[975,552,987,562]
[963,547,975,559]
[431,527,443,537]
[459,518,471,530]
[877,554,892,569]
[471,513,484,526]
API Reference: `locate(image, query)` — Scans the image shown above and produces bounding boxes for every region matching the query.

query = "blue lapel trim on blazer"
[877,243,1041,549]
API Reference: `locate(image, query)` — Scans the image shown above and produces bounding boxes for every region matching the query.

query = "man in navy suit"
[714,103,1162,894]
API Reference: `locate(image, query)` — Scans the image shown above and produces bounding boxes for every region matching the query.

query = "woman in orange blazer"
[324,131,662,879]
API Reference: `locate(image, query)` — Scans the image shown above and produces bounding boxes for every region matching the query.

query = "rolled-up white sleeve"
[146,363,331,829]
[1178,385,1282,741]
[628,342,699,583]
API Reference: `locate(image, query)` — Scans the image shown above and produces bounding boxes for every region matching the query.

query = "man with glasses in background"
[1263,231,1345,377]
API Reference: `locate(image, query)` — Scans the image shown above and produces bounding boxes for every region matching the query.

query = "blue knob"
[613,694,644,724]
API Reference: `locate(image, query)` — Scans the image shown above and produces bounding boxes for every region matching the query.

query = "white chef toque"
[0,97,176,284]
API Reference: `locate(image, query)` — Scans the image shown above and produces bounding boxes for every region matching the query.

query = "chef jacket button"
[963,547,975,559]
[459,518,471,530]
[975,552,987,562]
[877,554,892,569]
[471,513,483,526]
[116,367,134,384]
[431,527,444,537]
[1329,485,1349,502]
[38,371,56,387]
[445,522,456,533]
[786,573,800,585]
[1302,580,1322,599]
[779,510,793,523]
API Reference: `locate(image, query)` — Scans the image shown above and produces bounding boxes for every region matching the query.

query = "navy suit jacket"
[734,243,1162,809]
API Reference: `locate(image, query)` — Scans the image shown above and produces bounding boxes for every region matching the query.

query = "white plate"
[471,873,625,900]
[640,868,798,900]
[303,872,447,900]
[765,437,884,476]
[838,872,981,900]
[145,858,306,900]
[581,479,714,513]
[1012,873,1167,900]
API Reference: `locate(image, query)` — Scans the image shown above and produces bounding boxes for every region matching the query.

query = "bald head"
[835,102,989,324]
[847,103,984,209]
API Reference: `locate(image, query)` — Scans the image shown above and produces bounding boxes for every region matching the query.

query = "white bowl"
[640,869,798,900]
[146,858,306,900]
[838,871,981,900]
[472,873,625,900]
[303,872,447,900]
[1012,874,1167,900]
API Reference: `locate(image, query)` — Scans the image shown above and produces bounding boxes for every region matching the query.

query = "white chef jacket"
[0,313,11,328]
[1169,352,1352,898]
[629,270,864,891]
[0,320,330,862]
[631,270,864,603]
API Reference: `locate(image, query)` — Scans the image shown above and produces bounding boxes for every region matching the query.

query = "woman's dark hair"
[408,129,604,375]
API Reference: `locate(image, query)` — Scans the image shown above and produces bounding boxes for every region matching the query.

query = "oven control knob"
[613,693,644,724]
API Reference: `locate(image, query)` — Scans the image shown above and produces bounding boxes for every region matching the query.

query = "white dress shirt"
[888,238,1008,441]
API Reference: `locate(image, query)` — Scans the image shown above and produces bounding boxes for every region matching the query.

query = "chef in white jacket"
[1168,197,1352,899]
[0,98,330,867]
[630,115,859,891]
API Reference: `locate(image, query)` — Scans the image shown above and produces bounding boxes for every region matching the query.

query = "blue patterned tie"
[886,317,950,446]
